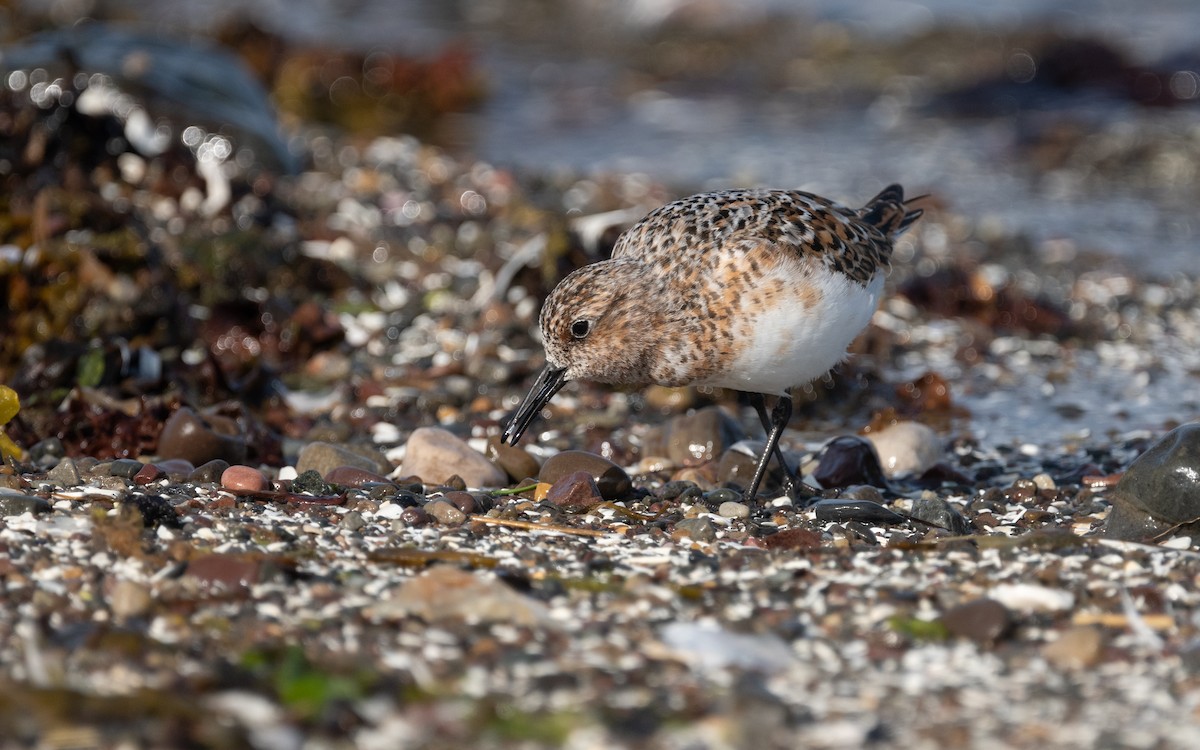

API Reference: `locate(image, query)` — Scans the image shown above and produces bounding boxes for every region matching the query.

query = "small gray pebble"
[675,516,718,542]
[109,459,145,479]
[341,511,368,531]
[47,457,82,488]
[718,501,750,519]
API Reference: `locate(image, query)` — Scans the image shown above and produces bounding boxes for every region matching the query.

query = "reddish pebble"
[545,471,604,511]
[221,465,269,492]
[133,463,164,485]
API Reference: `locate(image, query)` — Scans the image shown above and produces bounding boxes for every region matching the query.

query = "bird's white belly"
[707,268,884,396]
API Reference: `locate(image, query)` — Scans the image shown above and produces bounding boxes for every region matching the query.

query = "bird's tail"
[859,184,924,238]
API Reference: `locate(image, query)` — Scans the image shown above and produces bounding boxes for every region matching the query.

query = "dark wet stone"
[393,490,424,508]
[674,516,717,542]
[642,406,746,467]
[1104,423,1200,541]
[656,480,700,502]
[400,506,430,527]
[0,489,51,515]
[813,436,889,490]
[763,527,822,551]
[158,407,248,466]
[909,493,973,534]
[291,470,338,496]
[443,490,478,515]
[108,459,145,479]
[539,451,631,501]
[189,459,231,484]
[297,441,388,479]
[325,465,392,488]
[485,437,541,483]
[940,598,1013,646]
[545,471,604,511]
[125,494,177,529]
[705,487,742,505]
[425,498,467,525]
[47,457,82,488]
[812,498,907,525]
[154,459,193,482]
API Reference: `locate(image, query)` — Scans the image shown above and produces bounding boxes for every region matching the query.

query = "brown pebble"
[443,491,477,515]
[1042,626,1104,669]
[400,506,430,527]
[158,406,247,465]
[940,598,1013,646]
[221,465,269,492]
[544,471,604,511]
[486,437,541,482]
[539,451,631,501]
[325,465,392,488]
[184,553,266,590]
[156,459,195,481]
[133,463,164,485]
[763,527,823,551]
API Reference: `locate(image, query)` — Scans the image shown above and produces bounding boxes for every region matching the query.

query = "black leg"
[745,392,820,503]
[744,394,792,502]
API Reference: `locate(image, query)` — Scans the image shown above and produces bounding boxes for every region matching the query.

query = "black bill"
[502,365,567,445]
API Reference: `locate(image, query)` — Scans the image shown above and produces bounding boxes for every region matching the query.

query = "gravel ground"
[5,12,1200,750]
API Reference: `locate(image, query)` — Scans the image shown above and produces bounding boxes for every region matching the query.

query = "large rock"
[296,441,389,478]
[399,427,505,489]
[1104,423,1200,542]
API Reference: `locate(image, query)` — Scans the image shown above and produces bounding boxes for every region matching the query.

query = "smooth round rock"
[325,465,392,488]
[812,498,907,525]
[642,406,747,467]
[297,441,389,480]
[865,421,942,478]
[425,498,468,525]
[538,451,631,501]
[485,437,541,483]
[940,598,1013,646]
[674,516,718,542]
[1104,423,1200,541]
[156,459,196,482]
[158,406,247,466]
[399,427,505,489]
[718,501,750,519]
[1042,626,1104,669]
[221,465,269,492]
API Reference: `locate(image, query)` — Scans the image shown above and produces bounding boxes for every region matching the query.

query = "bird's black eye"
[570,319,592,339]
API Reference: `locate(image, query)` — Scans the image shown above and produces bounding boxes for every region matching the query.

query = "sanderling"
[502,184,923,502]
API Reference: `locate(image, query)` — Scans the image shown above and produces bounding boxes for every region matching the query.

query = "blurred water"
[40,0,1200,276]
